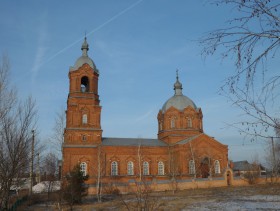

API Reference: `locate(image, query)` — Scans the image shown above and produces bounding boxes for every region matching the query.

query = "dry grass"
[23,183,280,211]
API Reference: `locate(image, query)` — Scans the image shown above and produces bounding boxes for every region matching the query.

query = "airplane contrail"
[39,0,144,68]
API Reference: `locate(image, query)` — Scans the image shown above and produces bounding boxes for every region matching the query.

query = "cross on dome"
[81,36,89,56]
[174,69,183,96]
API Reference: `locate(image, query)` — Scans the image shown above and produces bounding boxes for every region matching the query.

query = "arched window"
[214,160,221,174]
[81,76,89,92]
[82,114,87,124]
[127,161,134,175]
[143,161,149,175]
[159,121,163,131]
[82,134,87,141]
[158,161,164,175]
[80,162,87,176]
[170,118,175,129]
[111,161,118,176]
[189,160,196,175]
[188,118,192,128]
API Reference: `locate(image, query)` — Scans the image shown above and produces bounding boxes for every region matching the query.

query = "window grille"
[80,162,87,176]
[158,161,164,175]
[111,161,118,176]
[143,161,149,175]
[127,161,134,175]
[189,160,196,175]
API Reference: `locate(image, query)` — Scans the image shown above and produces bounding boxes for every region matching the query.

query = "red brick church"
[62,38,229,191]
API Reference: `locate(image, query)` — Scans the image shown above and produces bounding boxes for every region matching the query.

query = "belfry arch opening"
[81,76,89,92]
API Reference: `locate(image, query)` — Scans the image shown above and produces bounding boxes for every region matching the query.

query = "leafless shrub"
[119,180,163,211]
[42,153,59,200]
[243,162,261,184]
[103,183,120,195]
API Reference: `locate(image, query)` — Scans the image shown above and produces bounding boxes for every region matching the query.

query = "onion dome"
[70,37,97,72]
[161,71,197,113]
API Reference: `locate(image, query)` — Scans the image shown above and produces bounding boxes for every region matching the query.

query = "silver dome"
[73,55,96,70]
[162,94,197,113]
[70,37,98,72]
[161,71,197,113]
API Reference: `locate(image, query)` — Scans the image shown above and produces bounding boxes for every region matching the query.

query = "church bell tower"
[64,37,102,145]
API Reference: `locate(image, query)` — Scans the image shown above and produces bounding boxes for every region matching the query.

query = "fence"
[8,195,28,211]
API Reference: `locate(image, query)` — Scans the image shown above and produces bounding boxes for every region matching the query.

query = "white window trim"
[189,160,196,175]
[188,117,192,128]
[171,118,175,128]
[111,161,118,176]
[82,114,88,124]
[143,161,149,175]
[159,121,163,131]
[127,161,134,175]
[158,161,164,175]
[80,162,87,176]
[214,160,221,174]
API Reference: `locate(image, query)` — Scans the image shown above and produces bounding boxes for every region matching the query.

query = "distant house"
[233,160,266,177]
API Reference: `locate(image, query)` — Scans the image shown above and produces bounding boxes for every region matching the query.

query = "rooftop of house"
[233,160,266,171]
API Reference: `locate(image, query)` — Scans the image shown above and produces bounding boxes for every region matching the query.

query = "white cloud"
[31,46,47,82]
[31,13,48,83]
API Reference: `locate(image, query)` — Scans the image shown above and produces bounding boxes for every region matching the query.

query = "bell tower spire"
[81,36,89,56]
[174,69,183,96]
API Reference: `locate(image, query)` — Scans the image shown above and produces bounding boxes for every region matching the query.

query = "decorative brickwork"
[62,38,229,193]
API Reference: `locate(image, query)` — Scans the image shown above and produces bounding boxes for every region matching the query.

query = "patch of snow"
[182,195,280,211]
[244,195,280,202]
[32,181,61,193]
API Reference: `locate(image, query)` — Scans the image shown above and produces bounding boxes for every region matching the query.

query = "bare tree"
[265,140,277,178]
[0,53,16,120]
[43,153,58,199]
[265,120,280,179]
[95,144,105,202]
[50,108,65,158]
[188,141,198,178]
[275,121,280,177]
[242,158,262,184]
[276,120,280,167]
[0,55,37,209]
[200,0,280,140]
[168,145,180,194]
[119,142,163,211]
[186,143,222,179]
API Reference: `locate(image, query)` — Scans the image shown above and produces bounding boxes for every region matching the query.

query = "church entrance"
[200,157,210,178]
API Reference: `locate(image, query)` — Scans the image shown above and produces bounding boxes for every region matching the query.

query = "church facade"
[62,38,229,191]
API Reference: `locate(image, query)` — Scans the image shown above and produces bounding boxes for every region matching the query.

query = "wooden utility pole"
[29,130,35,195]
[36,153,40,183]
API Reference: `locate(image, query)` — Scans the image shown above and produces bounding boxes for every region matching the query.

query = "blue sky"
[0,0,272,162]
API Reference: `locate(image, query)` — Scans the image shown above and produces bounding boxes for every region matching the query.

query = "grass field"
[24,183,280,211]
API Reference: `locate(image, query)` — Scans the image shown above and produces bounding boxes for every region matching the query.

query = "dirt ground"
[23,183,280,211]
